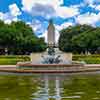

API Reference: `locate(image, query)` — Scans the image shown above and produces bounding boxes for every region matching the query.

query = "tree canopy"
[0,20,46,55]
[59,25,100,54]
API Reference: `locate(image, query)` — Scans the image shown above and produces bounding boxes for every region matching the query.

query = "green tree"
[59,25,95,53]
[0,20,46,55]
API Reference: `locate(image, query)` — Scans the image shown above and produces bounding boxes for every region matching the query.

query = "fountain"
[17,20,84,72]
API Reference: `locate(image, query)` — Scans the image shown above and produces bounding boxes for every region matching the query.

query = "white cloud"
[22,0,63,12]
[82,0,100,10]
[0,12,11,24]
[12,17,18,22]
[56,6,79,18]
[0,12,4,20]
[56,22,73,31]
[95,5,100,10]
[31,20,43,32]
[0,12,19,24]
[22,0,79,19]
[89,4,96,8]
[0,3,21,24]
[4,19,12,24]
[83,0,100,8]
[84,0,94,5]
[9,3,21,16]
[31,3,56,19]
[76,12,100,26]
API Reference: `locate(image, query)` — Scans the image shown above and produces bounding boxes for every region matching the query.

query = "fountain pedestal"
[30,50,72,64]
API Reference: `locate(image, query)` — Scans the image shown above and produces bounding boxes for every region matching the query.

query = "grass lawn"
[0,55,30,65]
[73,54,100,64]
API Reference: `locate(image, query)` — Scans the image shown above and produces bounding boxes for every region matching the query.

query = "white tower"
[47,20,55,47]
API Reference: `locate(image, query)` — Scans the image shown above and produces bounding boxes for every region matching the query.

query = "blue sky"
[0,0,100,41]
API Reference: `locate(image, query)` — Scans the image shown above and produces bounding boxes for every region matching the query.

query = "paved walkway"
[0,65,16,67]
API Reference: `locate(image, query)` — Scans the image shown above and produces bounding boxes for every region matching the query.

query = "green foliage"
[0,20,46,55]
[73,55,100,64]
[59,24,100,54]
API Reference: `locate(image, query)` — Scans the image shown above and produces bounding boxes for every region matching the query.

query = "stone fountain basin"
[0,63,100,74]
[16,61,84,72]
[15,62,85,73]
[17,62,83,67]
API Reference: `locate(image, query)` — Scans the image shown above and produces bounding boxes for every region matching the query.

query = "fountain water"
[41,47,62,64]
